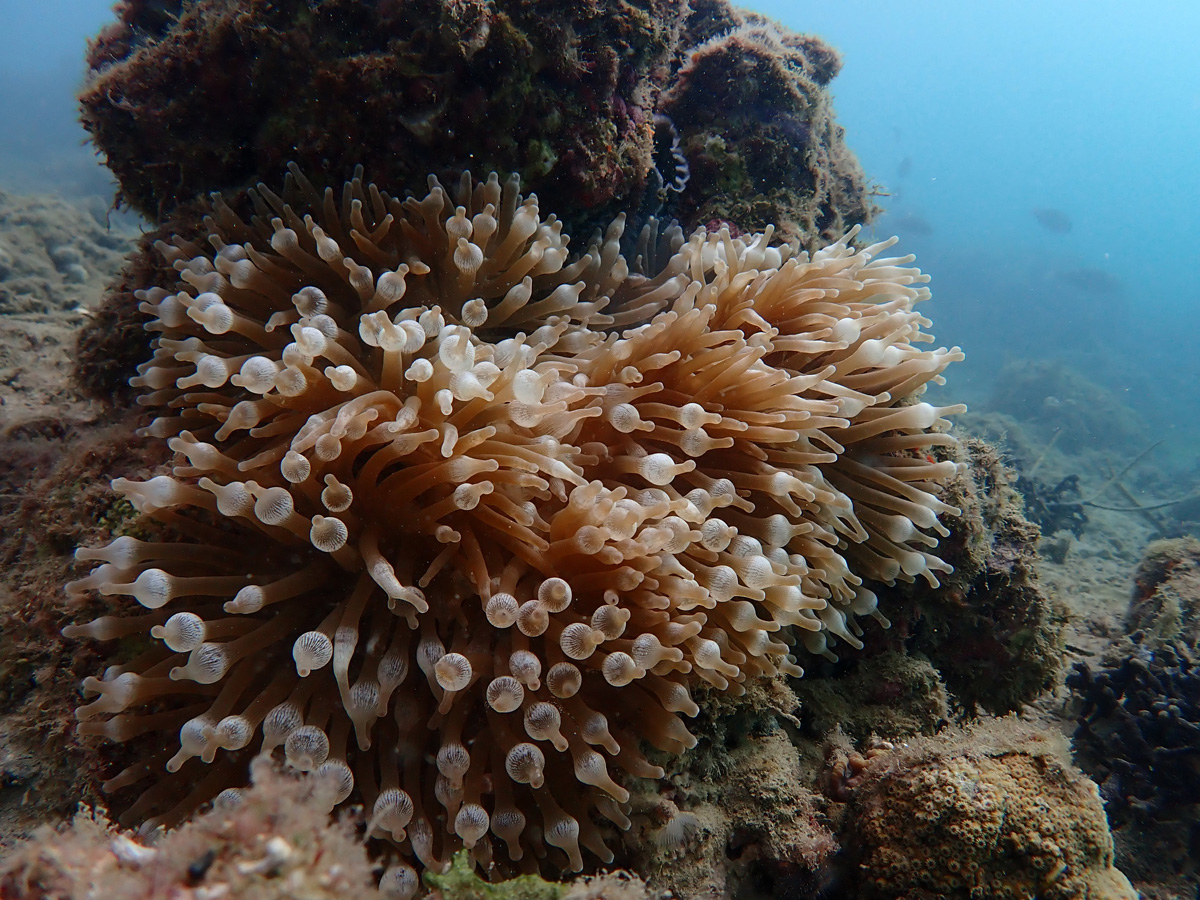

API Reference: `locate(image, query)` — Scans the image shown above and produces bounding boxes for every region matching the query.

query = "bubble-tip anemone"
[64,166,963,887]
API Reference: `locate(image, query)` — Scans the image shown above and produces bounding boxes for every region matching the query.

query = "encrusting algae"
[61,165,964,889]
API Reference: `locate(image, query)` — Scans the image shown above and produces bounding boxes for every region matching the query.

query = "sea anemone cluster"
[63,166,963,886]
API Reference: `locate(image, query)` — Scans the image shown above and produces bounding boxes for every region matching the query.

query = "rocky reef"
[624,679,839,899]
[80,0,869,245]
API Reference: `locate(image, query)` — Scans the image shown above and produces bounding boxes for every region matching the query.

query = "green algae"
[425,851,566,900]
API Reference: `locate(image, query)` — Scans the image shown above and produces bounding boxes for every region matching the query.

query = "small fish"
[892,212,932,236]
[1032,207,1073,234]
[897,156,913,179]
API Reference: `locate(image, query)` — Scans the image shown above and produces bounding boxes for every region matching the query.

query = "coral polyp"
[63,167,963,882]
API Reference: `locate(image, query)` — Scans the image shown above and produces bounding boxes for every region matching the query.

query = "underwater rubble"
[0,190,136,315]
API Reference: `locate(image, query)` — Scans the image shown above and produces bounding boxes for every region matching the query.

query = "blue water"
[768,3,1200,430]
[3,0,1198,462]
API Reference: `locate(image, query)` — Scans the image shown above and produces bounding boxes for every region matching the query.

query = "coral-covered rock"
[662,7,874,248]
[0,757,382,900]
[898,437,1066,714]
[839,720,1137,900]
[1126,536,1200,646]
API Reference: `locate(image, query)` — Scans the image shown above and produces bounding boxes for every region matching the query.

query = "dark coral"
[1015,472,1087,539]
[1067,646,1200,900]
[1068,646,1200,825]
[1066,538,1200,899]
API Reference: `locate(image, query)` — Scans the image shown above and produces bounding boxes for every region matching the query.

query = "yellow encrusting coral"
[62,166,963,887]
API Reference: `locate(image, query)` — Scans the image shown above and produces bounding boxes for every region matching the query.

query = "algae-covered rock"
[793,650,950,742]
[425,851,564,900]
[661,4,874,247]
[81,0,871,247]
[1126,535,1200,647]
[0,410,168,842]
[900,437,1067,714]
[81,0,688,225]
[75,1,875,401]
[626,679,838,900]
[802,438,1066,721]
[841,720,1137,900]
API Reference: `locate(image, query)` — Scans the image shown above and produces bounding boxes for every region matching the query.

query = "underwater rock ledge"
[79,0,871,245]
